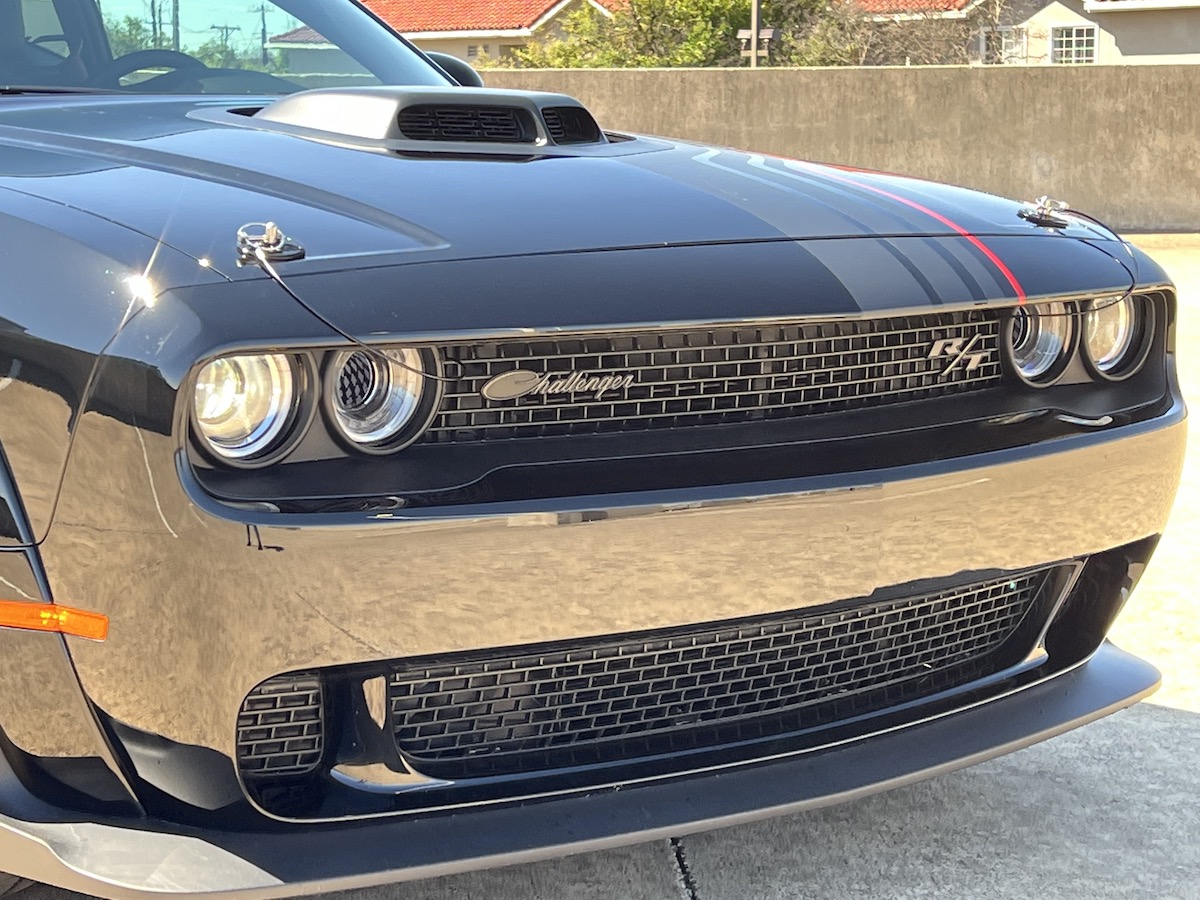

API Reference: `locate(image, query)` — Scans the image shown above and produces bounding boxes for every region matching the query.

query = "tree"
[512,0,1011,68]
[515,0,750,68]
[104,15,166,57]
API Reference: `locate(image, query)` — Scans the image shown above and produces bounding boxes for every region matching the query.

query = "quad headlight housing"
[1003,294,1154,387]
[190,346,440,466]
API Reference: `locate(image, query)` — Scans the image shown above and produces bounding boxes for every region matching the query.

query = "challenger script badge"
[482,369,636,402]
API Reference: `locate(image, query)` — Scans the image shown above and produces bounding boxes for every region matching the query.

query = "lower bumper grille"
[389,568,1061,779]
[237,673,324,777]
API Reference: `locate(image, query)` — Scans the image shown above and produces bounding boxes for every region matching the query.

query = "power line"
[209,23,242,49]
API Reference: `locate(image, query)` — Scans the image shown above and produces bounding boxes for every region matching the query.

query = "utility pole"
[259,3,269,66]
[171,0,179,51]
[749,0,759,69]
[210,23,241,63]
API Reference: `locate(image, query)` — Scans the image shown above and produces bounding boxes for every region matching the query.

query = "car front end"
[0,2,1186,896]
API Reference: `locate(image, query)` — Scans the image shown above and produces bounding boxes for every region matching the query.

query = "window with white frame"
[979,27,1027,64]
[467,45,479,59]
[1051,25,1097,64]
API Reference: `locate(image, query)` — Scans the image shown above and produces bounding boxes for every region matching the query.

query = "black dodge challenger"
[0,0,1186,896]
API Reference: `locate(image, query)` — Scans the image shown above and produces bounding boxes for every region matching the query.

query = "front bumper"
[39,383,1186,763]
[0,643,1160,898]
[3,351,1182,894]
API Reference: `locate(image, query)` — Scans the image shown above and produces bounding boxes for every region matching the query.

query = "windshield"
[0,0,450,94]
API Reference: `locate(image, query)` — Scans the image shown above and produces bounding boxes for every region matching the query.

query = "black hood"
[0,93,1151,342]
[0,94,1115,278]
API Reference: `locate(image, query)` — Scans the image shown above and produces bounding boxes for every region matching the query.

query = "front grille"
[427,310,1003,443]
[397,105,535,143]
[237,674,324,777]
[389,568,1055,778]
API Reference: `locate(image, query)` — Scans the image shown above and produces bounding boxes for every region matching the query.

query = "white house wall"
[405,0,597,62]
[407,37,527,62]
[1016,0,1200,62]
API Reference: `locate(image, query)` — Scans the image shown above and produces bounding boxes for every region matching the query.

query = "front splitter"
[0,642,1158,899]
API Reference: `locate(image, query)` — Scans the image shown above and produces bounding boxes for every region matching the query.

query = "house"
[858,0,1200,64]
[365,0,617,63]
[267,0,617,72]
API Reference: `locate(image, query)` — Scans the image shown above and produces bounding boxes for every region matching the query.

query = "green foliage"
[103,15,167,57]
[192,37,241,69]
[764,1,872,66]
[515,0,750,68]
[511,0,989,69]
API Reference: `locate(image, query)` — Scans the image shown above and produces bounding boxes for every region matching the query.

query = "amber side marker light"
[0,601,109,642]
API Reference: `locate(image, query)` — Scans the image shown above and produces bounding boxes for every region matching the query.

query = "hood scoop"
[250,86,607,153]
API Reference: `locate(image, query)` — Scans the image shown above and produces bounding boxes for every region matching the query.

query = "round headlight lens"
[1009,302,1074,383]
[193,353,296,460]
[328,348,425,448]
[1085,295,1137,374]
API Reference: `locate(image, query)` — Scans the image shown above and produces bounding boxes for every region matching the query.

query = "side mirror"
[425,51,485,88]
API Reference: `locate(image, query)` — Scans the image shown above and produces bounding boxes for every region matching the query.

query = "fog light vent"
[237,673,324,777]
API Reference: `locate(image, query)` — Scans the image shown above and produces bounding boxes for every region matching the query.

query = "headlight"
[193,353,299,461]
[1007,302,1075,385]
[1084,295,1146,378]
[325,348,431,451]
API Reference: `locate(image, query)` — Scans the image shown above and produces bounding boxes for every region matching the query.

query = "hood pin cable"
[235,222,456,383]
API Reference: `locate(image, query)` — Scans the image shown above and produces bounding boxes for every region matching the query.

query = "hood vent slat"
[542,107,603,145]
[397,105,537,144]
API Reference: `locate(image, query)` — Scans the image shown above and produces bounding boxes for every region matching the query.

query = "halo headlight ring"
[321,346,442,455]
[1081,294,1154,382]
[190,352,316,469]
[1002,301,1078,388]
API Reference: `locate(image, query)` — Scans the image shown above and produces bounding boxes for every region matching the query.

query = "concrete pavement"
[24,235,1200,900]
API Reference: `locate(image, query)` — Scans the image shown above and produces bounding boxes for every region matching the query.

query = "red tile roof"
[269,25,327,44]
[361,0,615,34]
[854,0,974,12]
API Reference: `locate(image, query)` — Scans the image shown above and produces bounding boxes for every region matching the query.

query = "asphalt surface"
[25,235,1200,900]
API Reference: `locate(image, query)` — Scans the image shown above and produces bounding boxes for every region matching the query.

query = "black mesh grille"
[390,568,1054,778]
[542,106,602,144]
[237,674,323,777]
[397,105,534,143]
[427,310,1003,443]
[337,352,377,410]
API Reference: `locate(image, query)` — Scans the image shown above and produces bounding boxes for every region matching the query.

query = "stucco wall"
[485,65,1200,231]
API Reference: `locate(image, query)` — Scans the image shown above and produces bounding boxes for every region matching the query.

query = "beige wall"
[485,65,1200,230]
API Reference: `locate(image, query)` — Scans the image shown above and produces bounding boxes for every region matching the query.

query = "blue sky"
[95,1,301,52]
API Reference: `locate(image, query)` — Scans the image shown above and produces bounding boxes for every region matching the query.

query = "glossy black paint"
[0,51,1187,899]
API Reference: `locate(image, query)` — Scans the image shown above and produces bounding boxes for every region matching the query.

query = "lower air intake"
[389,567,1062,779]
[237,673,324,777]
